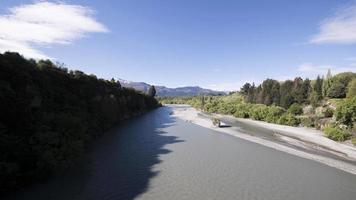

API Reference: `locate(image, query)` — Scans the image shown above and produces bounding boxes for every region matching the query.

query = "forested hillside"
[160,71,356,144]
[0,52,160,192]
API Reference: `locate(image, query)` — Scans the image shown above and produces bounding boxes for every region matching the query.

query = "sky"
[1,0,356,91]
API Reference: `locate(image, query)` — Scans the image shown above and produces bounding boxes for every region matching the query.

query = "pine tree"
[148,85,156,97]
[314,76,323,100]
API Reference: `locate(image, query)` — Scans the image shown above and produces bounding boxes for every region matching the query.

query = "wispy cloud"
[0,1,108,59]
[205,79,262,91]
[310,4,356,44]
[297,63,356,76]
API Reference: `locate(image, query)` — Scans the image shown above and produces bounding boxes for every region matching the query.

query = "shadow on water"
[6,106,184,200]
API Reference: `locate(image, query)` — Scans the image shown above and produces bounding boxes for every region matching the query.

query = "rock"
[303,105,314,115]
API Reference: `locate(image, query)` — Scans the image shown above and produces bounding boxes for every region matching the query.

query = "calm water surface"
[7,106,356,200]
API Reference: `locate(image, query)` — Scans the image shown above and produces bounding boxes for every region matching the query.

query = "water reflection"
[7,107,184,200]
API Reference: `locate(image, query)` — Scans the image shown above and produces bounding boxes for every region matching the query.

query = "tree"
[279,80,294,108]
[347,79,356,98]
[327,82,346,98]
[246,83,256,103]
[334,96,356,127]
[148,85,156,97]
[240,83,251,96]
[301,78,312,103]
[323,69,332,97]
[314,76,323,100]
[261,79,280,106]
[0,52,160,192]
[292,77,304,104]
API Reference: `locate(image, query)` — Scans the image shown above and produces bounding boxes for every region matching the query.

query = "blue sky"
[1,0,356,91]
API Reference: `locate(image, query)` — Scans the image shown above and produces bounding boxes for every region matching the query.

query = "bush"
[278,113,300,126]
[250,104,269,121]
[300,116,315,127]
[327,82,346,98]
[351,136,356,146]
[233,104,250,118]
[323,107,334,118]
[334,97,356,127]
[347,79,356,98]
[288,103,303,115]
[324,124,351,141]
[265,106,285,123]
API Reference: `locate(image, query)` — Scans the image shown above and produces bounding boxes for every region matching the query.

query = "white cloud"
[297,63,356,76]
[0,1,108,59]
[205,79,262,91]
[310,4,356,44]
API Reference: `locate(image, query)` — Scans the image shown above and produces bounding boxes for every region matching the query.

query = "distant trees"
[327,82,346,98]
[0,52,160,192]
[279,80,294,108]
[240,71,356,109]
[148,85,156,97]
[241,77,314,108]
[347,79,356,98]
[325,72,356,98]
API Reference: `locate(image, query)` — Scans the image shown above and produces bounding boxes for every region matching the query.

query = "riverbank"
[169,104,356,175]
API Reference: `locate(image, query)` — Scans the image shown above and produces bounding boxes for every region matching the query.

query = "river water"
[6,106,356,200]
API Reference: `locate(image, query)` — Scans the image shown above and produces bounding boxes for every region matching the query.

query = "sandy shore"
[169,104,356,175]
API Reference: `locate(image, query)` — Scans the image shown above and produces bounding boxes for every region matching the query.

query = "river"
[6,106,356,200]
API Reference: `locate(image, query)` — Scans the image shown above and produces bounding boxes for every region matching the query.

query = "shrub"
[300,116,315,127]
[250,104,269,121]
[233,104,250,118]
[265,106,285,123]
[327,82,346,98]
[324,124,351,141]
[278,113,300,126]
[288,103,303,115]
[352,136,356,146]
[334,97,356,127]
[323,107,334,118]
[347,79,356,98]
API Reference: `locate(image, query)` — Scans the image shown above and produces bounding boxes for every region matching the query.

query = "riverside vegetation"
[0,52,160,193]
[159,71,356,145]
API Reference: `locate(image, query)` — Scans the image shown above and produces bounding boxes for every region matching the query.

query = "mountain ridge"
[118,79,225,96]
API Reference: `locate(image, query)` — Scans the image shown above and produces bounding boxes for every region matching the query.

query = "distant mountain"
[118,79,225,97]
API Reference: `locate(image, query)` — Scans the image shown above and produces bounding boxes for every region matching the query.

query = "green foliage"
[352,136,356,146]
[233,104,251,118]
[288,103,303,115]
[334,97,356,127]
[265,106,285,123]
[323,107,334,118]
[277,113,300,126]
[250,104,269,120]
[327,82,346,98]
[279,80,294,108]
[347,79,356,98]
[0,52,159,192]
[309,91,320,107]
[326,72,356,98]
[300,116,315,127]
[314,76,323,99]
[324,124,351,142]
[261,79,280,105]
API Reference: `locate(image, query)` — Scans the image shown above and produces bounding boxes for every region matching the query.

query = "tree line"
[0,52,160,193]
[240,70,356,108]
[159,70,356,143]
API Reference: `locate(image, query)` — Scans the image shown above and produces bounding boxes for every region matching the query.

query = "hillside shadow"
[6,106,184,200]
